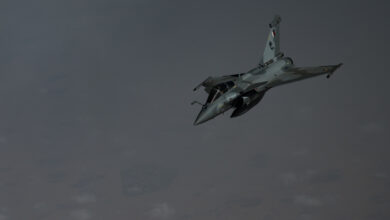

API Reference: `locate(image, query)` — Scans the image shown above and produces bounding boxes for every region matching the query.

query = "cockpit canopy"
[206,81,235,104]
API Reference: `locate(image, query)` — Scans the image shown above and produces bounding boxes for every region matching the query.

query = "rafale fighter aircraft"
[192,15,342,125]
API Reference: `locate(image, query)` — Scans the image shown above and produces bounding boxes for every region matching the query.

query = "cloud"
[149,203,175,219]
[0,213,7,220]
[292,149,309,157]
[300,213,313,220]
[0,136,6,144]
[280,169,342,186]
[70,209,91,220]
[72,174,104,191]
[249,153,268,168]
[294,195,322,207]
[307,169,342,184]
[33,202,48,212]
[374,172,389,180]
[280,172,298,185]
[73,193,97,204]
[224,196,262,208]
[370,194,390,205]
[120,163,176,197]
[47,172,66,183]
[359,122,385,134]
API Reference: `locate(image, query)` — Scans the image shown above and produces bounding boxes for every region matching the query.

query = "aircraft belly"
[230,90,266,118]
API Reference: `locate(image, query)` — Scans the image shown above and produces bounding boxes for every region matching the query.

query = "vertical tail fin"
[261,15,282,65]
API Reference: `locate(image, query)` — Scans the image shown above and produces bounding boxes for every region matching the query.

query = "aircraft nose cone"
[193,107,215,125]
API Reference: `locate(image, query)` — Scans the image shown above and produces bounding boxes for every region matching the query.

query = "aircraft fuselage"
[192,15,342,125]
[194,57,342,125]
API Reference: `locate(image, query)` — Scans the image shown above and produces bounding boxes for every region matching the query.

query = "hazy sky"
[0,0,389,219]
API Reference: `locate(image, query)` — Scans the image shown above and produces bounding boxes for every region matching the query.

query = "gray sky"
[0,0,389,219]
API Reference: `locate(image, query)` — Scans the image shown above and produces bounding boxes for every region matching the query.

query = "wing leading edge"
[288,63,343,78]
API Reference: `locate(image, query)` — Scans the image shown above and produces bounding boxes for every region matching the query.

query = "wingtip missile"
[326,63,343,78]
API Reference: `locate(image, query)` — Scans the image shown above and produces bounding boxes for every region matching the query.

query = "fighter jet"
[192,15,342,125]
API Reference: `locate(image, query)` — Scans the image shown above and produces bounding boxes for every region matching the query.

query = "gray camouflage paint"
[193,16,342,125]
[0,0,389,220]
